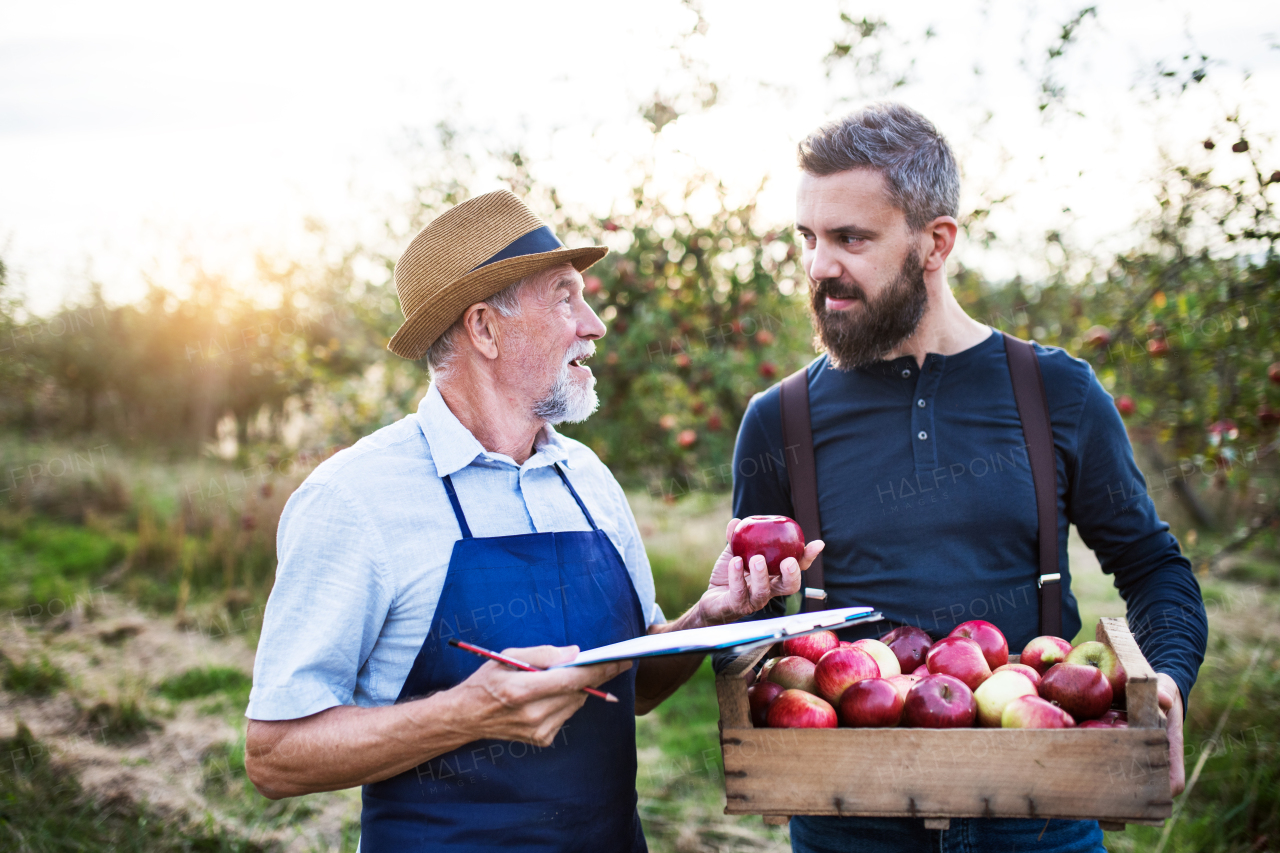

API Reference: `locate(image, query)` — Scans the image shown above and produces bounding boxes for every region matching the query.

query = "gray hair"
[422,276,529,378]
[797,102,959,231]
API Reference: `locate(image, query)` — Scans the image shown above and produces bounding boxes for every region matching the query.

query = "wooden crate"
[715,617,1171,831]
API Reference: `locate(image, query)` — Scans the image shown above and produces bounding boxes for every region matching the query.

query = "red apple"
[758,657,778,684]
[903,674,977,728]
[768,656,818,694]
[1039,663,1113,721]
[1146,338,1169,357]
[1269,362,1280,384]
[1020,635,1073,676]
[838,677,904,728]
[885,673,921,704]
[1100,709,1127,725]
[993,663,1041,688]
[766,689,838,728]
[1079,719,1116,729]
[1083,325,1112,349]
[925,636,992,691]
[814,647,880,704]
[1065,640,1127,702]
[949,620,1009,670]
[731,515,805,576]
[880,625,933,674]
[848,638,901,678]
[973,669,1038,727]
[748,681,786,727]
[1001,695,1075,729]
[911,662,930,676]
[782,630,839,664]
[1115,395,1136,418]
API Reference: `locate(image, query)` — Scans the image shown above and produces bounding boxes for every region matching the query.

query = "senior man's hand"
[454,645,631,747]
[1157,672,1186,796]
[694,518,825,626]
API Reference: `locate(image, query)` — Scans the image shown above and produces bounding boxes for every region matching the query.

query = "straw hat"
[387,190,608,360]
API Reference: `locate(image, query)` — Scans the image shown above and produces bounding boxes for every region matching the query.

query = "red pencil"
[448,638,619,703]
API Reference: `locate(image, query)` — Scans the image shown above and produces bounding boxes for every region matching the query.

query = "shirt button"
[917,399,926,408]
[900,368,912,379]
[918,430,928,440]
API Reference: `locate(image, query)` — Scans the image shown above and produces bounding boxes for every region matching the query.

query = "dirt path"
[0,595,360,851]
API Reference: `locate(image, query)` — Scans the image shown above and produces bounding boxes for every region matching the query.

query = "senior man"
[728,103,1207,852]
[243,190,820,852]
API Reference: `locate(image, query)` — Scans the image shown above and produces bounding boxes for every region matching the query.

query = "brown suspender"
[777,334,1063,634]
[1001,333,1063,637]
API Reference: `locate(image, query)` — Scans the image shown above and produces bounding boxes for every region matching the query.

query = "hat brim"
[387,244,608,361]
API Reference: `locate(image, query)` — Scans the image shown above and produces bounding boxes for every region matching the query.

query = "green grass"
[2,654,68,696]
[78,696,160,743]
[156,666,253,705]
[0,723,266,852]
[0,514,125,616]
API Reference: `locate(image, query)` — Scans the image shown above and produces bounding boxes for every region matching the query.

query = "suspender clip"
[1038,573,1061,588]
[804,587,828,602]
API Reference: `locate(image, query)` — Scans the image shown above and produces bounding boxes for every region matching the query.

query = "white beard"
[533,346,599,424]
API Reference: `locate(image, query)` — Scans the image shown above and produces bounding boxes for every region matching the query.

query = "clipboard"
[554,606,883,667]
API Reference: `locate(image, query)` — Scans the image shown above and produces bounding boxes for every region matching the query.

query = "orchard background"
[2,3,1278,852]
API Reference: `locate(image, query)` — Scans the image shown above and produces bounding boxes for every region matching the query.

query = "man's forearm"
[634,601,716,715]
[246,689,481,799]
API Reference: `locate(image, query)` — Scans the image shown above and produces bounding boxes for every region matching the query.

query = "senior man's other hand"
[455,645,632,747]
[695,518,824,626]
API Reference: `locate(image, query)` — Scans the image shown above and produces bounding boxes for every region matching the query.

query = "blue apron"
[360,464,648,852]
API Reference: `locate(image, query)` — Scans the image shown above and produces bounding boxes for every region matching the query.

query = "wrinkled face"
[498,263,606,424]
[795,169,928,370]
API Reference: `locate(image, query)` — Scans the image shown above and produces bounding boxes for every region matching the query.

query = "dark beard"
[808,249,928,370]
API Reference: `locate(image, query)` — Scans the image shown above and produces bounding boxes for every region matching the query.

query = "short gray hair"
[422,276,529,378]
[797,102,959,231]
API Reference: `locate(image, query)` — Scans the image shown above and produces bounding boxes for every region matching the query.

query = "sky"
[1,0,1278,314]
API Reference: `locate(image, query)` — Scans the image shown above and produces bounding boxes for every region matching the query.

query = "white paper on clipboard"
[554,606,883,667]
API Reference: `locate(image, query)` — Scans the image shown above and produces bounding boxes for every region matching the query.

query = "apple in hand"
[838,677,904,728]
[925,636,992,691]
[880,626,933,674]
[767,656,818,695]
[949,620,1009,670]
[848,638,901,677]
[1065,640,1127,701]
[766,689,838,728]
[885,673,921,703]
[814,647,880,704]
[1001,695,1075,729]
[993,663,1041,687]
[783,630,840,664]
[903,674,977,728]
[731,515,805,576]
[748,681,786,727]
[1039,663,1113,721]
[973,669,1038,727]
[1020,635,1073,676]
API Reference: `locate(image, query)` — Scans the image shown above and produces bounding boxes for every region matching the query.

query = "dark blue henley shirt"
[730,329,1207,707]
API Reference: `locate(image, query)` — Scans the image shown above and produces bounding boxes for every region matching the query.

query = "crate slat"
[1097,617,1164,730]
[720,727,1172,821]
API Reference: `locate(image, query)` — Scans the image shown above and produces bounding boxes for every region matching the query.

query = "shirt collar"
[415,384,575,477]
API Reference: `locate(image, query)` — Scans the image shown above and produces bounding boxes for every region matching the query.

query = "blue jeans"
[790,816,1106,853]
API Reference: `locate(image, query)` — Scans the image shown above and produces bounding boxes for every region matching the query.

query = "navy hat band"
[471,225,564,272]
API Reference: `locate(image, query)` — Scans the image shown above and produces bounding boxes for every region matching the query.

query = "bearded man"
[729,103,1206,852]
[242,190,820,852]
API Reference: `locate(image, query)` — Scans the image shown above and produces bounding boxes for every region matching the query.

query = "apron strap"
[440,474,474,539]
[553,464,600,530]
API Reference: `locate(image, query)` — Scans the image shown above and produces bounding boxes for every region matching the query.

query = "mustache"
[814,278,867,303]
[564,341,596,365]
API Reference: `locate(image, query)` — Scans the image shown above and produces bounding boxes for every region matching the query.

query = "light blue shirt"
[246,384,664,721]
